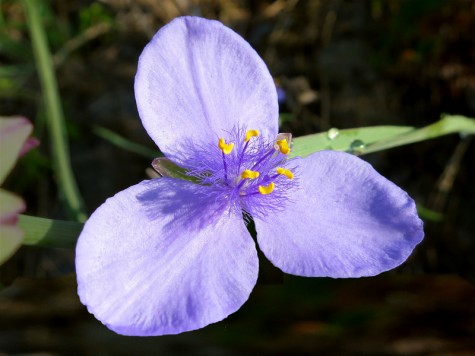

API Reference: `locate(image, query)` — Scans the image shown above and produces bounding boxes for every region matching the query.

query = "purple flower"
[75,17,424,336]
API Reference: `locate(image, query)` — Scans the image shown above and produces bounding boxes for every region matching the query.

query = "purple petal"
[76,178,258,336]
[135,17,278,162]
[19,137,39,156]
[255,151,424,278]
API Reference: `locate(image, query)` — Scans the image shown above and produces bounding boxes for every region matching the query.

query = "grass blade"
[23,0,87,222]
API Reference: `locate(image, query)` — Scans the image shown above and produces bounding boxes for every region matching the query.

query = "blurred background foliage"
[1,0,474,354]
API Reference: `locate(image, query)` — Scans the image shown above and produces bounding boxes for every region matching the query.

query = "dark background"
[1,0,474,354]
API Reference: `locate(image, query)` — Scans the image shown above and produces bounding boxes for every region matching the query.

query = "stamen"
[239,130,258,168]
[218,138,234,154]
[245,129,259,142]
[258,182,275,195]
[241,170,260,180]
[276,167,294,180]
[276,139,290,155]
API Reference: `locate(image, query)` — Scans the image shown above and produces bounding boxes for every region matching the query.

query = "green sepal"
[151,157,199,183]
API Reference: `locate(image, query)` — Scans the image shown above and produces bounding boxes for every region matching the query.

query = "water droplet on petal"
[327,128,340,140]
[349,139,366,154]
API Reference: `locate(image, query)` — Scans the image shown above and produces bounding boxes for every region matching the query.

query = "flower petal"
[0,188,25,225]
[255,151,424,278]
[0,116,35,184]
[135,17,278,161]
[0,189,25,265]
[0,225,24,266]
[76,178,258,336]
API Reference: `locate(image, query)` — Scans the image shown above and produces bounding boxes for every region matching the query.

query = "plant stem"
[23,0,87,222]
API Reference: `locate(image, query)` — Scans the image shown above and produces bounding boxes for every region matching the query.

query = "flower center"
[217,129,294,197]
[185,127,298,218]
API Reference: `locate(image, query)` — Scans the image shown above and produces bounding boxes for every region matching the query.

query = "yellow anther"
[241,169,260,180]
[218,138,234,154]
[276,167,294,180]
[245,129,259,142]
[276,139,290,154]
[258,182,275,195]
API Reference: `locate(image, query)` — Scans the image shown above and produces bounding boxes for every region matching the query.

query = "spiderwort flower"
[75,17,424,336]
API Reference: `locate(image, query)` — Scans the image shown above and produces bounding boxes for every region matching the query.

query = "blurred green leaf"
[19,215,83,248]
[0,116,34,184]
[0,190,24,265]
[0,36,31,61]
[0,189,24,223]
[0,225,24,266]
[417,205,444,222]
[279,113,296,126]
[93,125,159,159]
[78,2,113,32]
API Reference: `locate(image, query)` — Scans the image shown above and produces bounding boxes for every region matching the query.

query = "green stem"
[23,0,87,222]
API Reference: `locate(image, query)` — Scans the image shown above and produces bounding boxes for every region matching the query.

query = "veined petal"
[135,17,278,162]
[76,178,258,336]
[255,151,424,278]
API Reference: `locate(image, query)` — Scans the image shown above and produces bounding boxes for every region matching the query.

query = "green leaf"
[361,115,475,155]
[290,115,475,157]
[291,126,413,157]
[0,116,33,184]
[18,215,83,248]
